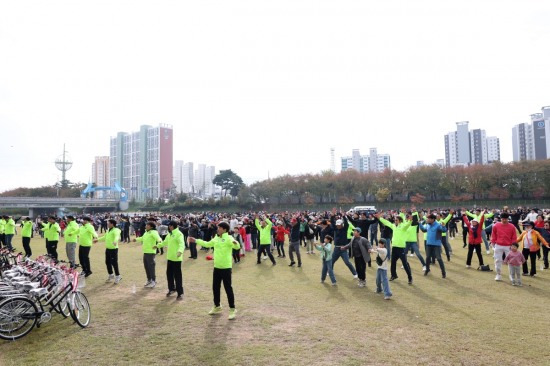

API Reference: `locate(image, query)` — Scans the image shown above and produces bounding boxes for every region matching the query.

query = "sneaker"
[442,274,446,279]
[384,296,392,300]
[422,266,427,272]
[209,306,223,315]
[288,262,296,267]
[228,308,237,320]
[176,295,183,301]
[486,250,490,255]
[331,282,337,286]
[146,281,156,288]
[495,274,502,281]
[408,254,414,257]
[466,265,471,268]
[389,276,398,281]
[272,262,277,266]
[297,263,302,268]
[85,271,93,278]
[353,274,358,279]
[512,282,517,286]
[424,270,430,276]
[106,274,115,282]
[263,256,268,260]
[408,279,413,285]
[114,275,122,284]
[144,281,151,287]
[320,280,325,284]
[517,283,523,287]
[166,290,176,297]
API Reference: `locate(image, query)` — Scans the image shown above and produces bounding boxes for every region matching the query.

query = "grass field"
[1,233,550,366]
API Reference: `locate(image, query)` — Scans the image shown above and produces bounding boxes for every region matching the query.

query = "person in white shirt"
[370,239,392,300]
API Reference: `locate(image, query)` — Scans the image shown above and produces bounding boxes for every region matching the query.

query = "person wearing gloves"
[134,221,162,288]
[188,222,241,320]
[316,235,337,285]
[94,219,122,284]
[340,227,372,288]
[78,217,98,277]
[157,221,185,300]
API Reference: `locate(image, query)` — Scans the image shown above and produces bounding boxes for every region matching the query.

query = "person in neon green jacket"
[41,216,61,261]
[376,212,415,284]
[188,222,240,320]
[4,216,16,251]
[95,219,122,283]
[157,221,185,299]
[64,216,80,268]
[78,217,98,277]
[436,210,454,261]
[400,210,426,271]
[0,217,6,249]
[21,217,33,258]
[255,214,276,265]
[134,221,162,288]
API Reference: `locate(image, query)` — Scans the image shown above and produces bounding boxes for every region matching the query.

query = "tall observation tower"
[55,144,73,188]
[330,148,336,172]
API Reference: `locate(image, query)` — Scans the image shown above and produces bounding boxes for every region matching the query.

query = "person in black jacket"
[330,213,358,278]
[285,216,302,267]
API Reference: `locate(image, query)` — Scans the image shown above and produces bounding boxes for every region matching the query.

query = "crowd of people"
[0,205,549,319]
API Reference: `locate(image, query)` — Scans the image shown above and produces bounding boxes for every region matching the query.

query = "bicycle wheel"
[69,292,91,328]
[0,296,38,340]
[57,296,71,319]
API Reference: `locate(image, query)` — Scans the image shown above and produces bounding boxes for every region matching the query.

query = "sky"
[1,0,549,192]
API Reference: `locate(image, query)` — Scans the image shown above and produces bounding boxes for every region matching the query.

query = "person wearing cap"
[41,216,61,260]
[370,238,392,299]
[157,221,185,299]
[465,208,495,254]
[94,219,123,284]
[491,213,518,281]
[64,216,79,268]
[316,234,337,285]
[516,221,549,277]
[340,227,372,287]
[463,214,485,268]
[330,213,358,279]
[188,222,240,320]
[21,217,33,258]
[78,217,98,277]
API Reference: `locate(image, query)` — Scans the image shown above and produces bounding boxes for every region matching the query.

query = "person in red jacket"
[463,215,485,268]
[238,223,247,257]
[491,213,518,281]
[274,221,289,258]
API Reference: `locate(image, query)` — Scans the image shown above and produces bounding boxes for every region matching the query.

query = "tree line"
[236,160,550,206]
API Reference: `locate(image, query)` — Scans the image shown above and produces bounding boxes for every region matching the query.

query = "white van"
[351,206,377,214]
